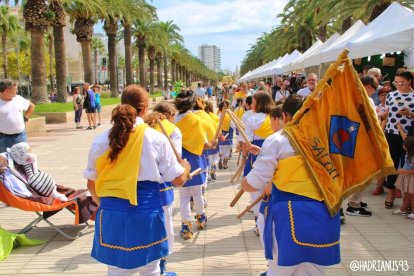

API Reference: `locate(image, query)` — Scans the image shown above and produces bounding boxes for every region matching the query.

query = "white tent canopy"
[271,50,302,75]
[255,57,282,79]
[283,39,321,73]
[346,2,414,67]
[290,39,323,71]
[301,32,344,68]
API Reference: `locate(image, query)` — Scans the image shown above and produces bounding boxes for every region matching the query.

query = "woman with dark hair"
[241,91,275,236]
[174,91,216,240]
[384,70,414,208]
[84,85,191,275]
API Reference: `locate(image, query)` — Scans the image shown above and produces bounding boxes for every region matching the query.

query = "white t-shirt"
[195,88,206,98]
[0,95,30,134]
[274,90,290,102]
[83,117,184,183]
[297,87,312,97]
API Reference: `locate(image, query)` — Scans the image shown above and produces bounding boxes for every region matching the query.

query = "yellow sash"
[153,118,176,137]
[254,115,273,138]
[234,91,247,100]
[234,107,245,120]
[273,155,324,201]
[95,124,148,206]
[176,113,206,156]
[194,110,216,141]
[208,112,219,125]
[220,112,231,132]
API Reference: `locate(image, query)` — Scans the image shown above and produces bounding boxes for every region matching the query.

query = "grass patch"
[34,93,163,113]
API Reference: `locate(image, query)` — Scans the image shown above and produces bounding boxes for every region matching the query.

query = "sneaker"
[218,159,223,170]
[160,258,166,274]
[180,221,193,240]
[259,272,267,276]
[97,123,101,126]
[211,172,216,181]
[223,159,228,169]
[347,202,368,208]
[371,187,384,196]
[340,208,346,224]
[195,213,207,230]
[393,209,409,215]
[346,206,372,217]
[407,213,414,220]
[86,126,93,130]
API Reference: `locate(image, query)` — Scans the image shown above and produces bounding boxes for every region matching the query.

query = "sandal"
[385,201,394,209]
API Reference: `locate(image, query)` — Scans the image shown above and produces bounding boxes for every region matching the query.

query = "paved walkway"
[1,108,414,275]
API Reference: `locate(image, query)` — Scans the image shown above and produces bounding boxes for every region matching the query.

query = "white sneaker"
[407,213,414,220]
[393,209,408,215]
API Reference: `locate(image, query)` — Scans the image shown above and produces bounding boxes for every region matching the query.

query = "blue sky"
[96,0,287,71]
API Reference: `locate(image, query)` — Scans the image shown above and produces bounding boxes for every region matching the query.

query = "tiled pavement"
[1,109,414,275]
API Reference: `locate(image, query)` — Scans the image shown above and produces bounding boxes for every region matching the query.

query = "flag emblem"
[329,115,360,159]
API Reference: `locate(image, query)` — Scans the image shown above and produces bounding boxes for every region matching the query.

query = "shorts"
[95,104,102,113]
[86,106,96,113]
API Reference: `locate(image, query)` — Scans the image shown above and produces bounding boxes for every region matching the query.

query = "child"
[205,101,220,181]
[174,91,216,240]
[241,91,274,235]
[147,101,182,275]
[394,135,414,219]
[72,87,83,129]
[93,85,102,126]
[217,101,232,169]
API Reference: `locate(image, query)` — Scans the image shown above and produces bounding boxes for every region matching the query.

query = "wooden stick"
[237,193,265,219]
[227,109,246,131]
[230,189,244,207]
[226,110,252,147]
[189,168,202,177]
[227,109,246,129]
[231,163,244,183]
[223,133,229,139]
[236,149,242,166]
[157,120,182,162]
[214,109,226,140]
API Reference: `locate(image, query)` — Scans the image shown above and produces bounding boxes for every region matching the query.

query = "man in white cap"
[297,73,318,98]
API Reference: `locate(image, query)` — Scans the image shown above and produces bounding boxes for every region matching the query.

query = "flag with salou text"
[283,50,396,216]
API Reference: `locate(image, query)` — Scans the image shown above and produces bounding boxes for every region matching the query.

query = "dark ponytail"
[108,104,137,162]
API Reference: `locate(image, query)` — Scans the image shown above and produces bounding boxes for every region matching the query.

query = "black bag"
[83,93,90,109]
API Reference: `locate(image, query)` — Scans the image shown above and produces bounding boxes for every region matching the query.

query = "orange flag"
[284,49,396,216]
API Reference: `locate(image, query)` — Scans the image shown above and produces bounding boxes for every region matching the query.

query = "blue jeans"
[0,131,27,153]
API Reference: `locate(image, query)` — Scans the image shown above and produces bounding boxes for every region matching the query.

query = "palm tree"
[45,32,54,93]
[131,15,158,87]
[64,0,105,84]
[118,55,125,86]
[159,20,183,90]
[49,0,66,102]
[91,36,105,84]
[23,0,50,103]
[0,6,19,79]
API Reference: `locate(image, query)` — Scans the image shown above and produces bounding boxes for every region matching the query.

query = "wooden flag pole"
[237,193,265,219]
[157,120,182,163]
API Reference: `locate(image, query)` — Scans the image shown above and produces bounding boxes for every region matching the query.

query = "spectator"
[83,83,96,130]
[384,70,414,209]
[248,80,258,95]
[93,85,102,126]
[195,83,206,98]
[272,77,283,100]
[367,67,383,106]
[206,83,213,98]
[297,73,318,98]
[0,80,35,153]
[72,87,83,129]
[274,79,291,103]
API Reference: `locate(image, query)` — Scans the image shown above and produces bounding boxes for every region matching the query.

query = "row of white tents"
[239,2,414,82]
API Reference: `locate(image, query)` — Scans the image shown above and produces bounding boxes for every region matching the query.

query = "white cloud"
[154,0,288,70]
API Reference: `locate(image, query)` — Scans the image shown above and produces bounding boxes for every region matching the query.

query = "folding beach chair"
[0,183,95,240]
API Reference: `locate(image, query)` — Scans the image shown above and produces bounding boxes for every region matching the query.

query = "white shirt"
[237,110,253,142]
[170,127,183,156]
[244,112,268,142]
[84,117,184,183]
[0,95,30,134]
[274,90,290,102]
[246,130,295,191]
[297,87,312,97]
[195,87,206,98]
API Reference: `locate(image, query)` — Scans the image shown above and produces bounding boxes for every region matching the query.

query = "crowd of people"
[1,65,414,275]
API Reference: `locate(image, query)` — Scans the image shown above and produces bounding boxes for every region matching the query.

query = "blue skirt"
[182,148,207,187]
[218,128,233,146]
[243,139,265,176]
[92,181,168,269]
[205,147,219,156]
[160,182,174,206]
[259,194,271,216]
[264,186,341,266]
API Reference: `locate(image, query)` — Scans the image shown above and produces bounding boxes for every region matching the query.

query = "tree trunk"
[156,54,162,91]
[94,50,98,83]
[30,31,47,103]
[139,45,145,87]
[108,32,117,97]
[48,33,54,93]
[124,24,133,85]
[171,59,176,83]
[53,25,66,102]
[341,17,352,33]
[163,52,168,90]
[176,63,179,81]
[80,41,93,84]
[149,57,154,94]
[318,24,327,42]
[2,32,7,79]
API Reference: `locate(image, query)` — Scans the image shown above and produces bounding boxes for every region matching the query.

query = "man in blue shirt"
[83,83,96,129]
